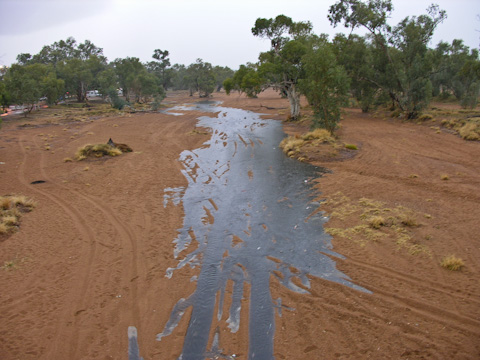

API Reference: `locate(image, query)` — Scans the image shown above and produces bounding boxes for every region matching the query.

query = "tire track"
[18,134,99,359]
[30,133,144,353]
[343,258,480,308]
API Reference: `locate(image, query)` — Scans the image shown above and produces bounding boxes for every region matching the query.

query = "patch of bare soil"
[0,90,479,359]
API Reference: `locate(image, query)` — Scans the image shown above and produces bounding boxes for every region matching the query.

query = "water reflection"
[158,102,370,359]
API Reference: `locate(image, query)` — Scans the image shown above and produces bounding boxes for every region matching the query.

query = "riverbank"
[0,90,479,359]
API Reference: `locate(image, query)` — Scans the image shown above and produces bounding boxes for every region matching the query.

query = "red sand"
[1,90,479,359]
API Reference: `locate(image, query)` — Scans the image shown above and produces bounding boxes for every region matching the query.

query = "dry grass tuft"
[279,137,306,157]
[322,192,429,256]
[440,255,465,271]
[301,128,335,142]
[75,143,123,161]
[0,195,36,235]
[418,113,434,122]
[367,215,386,229]
[280,129,336,158]
[458,122,480,141]
[441,174,449,180]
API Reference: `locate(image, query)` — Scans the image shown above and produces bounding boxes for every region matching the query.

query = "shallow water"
[156,102,370,360]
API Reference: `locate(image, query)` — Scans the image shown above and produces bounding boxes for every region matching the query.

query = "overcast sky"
[0,0,478,69]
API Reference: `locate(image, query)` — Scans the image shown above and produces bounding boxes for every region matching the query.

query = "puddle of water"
[157,102,370,359]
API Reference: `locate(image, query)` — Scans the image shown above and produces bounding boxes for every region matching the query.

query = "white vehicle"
[87,90,101,97]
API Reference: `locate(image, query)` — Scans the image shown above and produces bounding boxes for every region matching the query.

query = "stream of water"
[135,101,370,359]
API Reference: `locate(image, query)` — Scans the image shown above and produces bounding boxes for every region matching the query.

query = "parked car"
[87,90,101,97]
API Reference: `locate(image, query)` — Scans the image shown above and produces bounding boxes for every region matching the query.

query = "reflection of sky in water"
[158,103,370,360]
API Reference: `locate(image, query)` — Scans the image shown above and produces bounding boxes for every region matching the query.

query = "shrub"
[301,128,335,142]
[107,88,127,110]
[279,137,305,157]
[440,255,465,271]
[75,144,122,161]
[458,122,480,141]
[345,144,358,150]
[368,216,385,229]
[418,113,434,122]
[0,195,36,235]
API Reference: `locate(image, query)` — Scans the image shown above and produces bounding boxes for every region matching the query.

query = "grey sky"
[0,0,478,68]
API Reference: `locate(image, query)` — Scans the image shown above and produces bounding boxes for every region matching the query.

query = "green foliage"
[225,64,263,98]
[223,78,234,95]
[114,57,145,102]
[0,78,11,114]
[333,34,377,112]
[299,43,350,134]
[5,63,64,115]
[185,59,216,97]
[16,37,107,103]
[147,49,172,90]
[106,88,127,110]
[329,0,447,119]
[213,66,234,91]
[252,15,313,120]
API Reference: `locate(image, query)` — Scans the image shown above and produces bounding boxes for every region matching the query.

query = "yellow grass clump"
[280,128,336,158]
[440,255,465,271]
[279,137,305,157]
[301,128,335,142]
[75,143,123,161]
[0,195,36,235]
[458,122,480,141]
[322,192,430,256]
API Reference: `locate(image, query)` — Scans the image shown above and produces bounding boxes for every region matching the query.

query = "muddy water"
[158,102,369,359]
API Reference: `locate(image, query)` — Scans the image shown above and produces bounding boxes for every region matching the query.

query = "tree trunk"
[286,84,301,121]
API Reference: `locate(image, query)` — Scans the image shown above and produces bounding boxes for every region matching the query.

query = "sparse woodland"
[1,0,479,136]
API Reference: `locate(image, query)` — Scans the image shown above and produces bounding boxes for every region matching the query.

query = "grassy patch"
[279,137,306,157]
[0,195,36,235]
[280,128,336,158]
[75,143,123,161]
[432,109,480,141]
[440,255,465,271]
[322,192,430,256]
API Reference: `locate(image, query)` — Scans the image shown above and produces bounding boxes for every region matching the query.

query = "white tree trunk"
[286,85,301,120]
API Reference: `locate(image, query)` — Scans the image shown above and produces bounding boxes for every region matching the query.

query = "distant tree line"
[224,0,480,134]
[0,37,234,116]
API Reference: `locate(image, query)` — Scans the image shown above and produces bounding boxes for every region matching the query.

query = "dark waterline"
[155,102,370,360]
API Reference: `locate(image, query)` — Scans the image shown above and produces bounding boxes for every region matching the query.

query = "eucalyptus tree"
[212,65,234,92]
[431,40,480,107]
[5,63,64,115]
[114,57,164,103]
[58,55,107,102]
[329,0,447,118]
[16,37,107,103]
[185,59,216,97]
[147,49,172,90]
[224,64,263,98]
[299,40,350,134]
[332,34,377,112]
[252,15,313,120]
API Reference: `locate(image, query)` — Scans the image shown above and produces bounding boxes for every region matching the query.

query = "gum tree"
[329,0,447,118]
[224,64,263,98]
[299,41,350,134]
[252,15,313,120]
[5,63,64,115]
